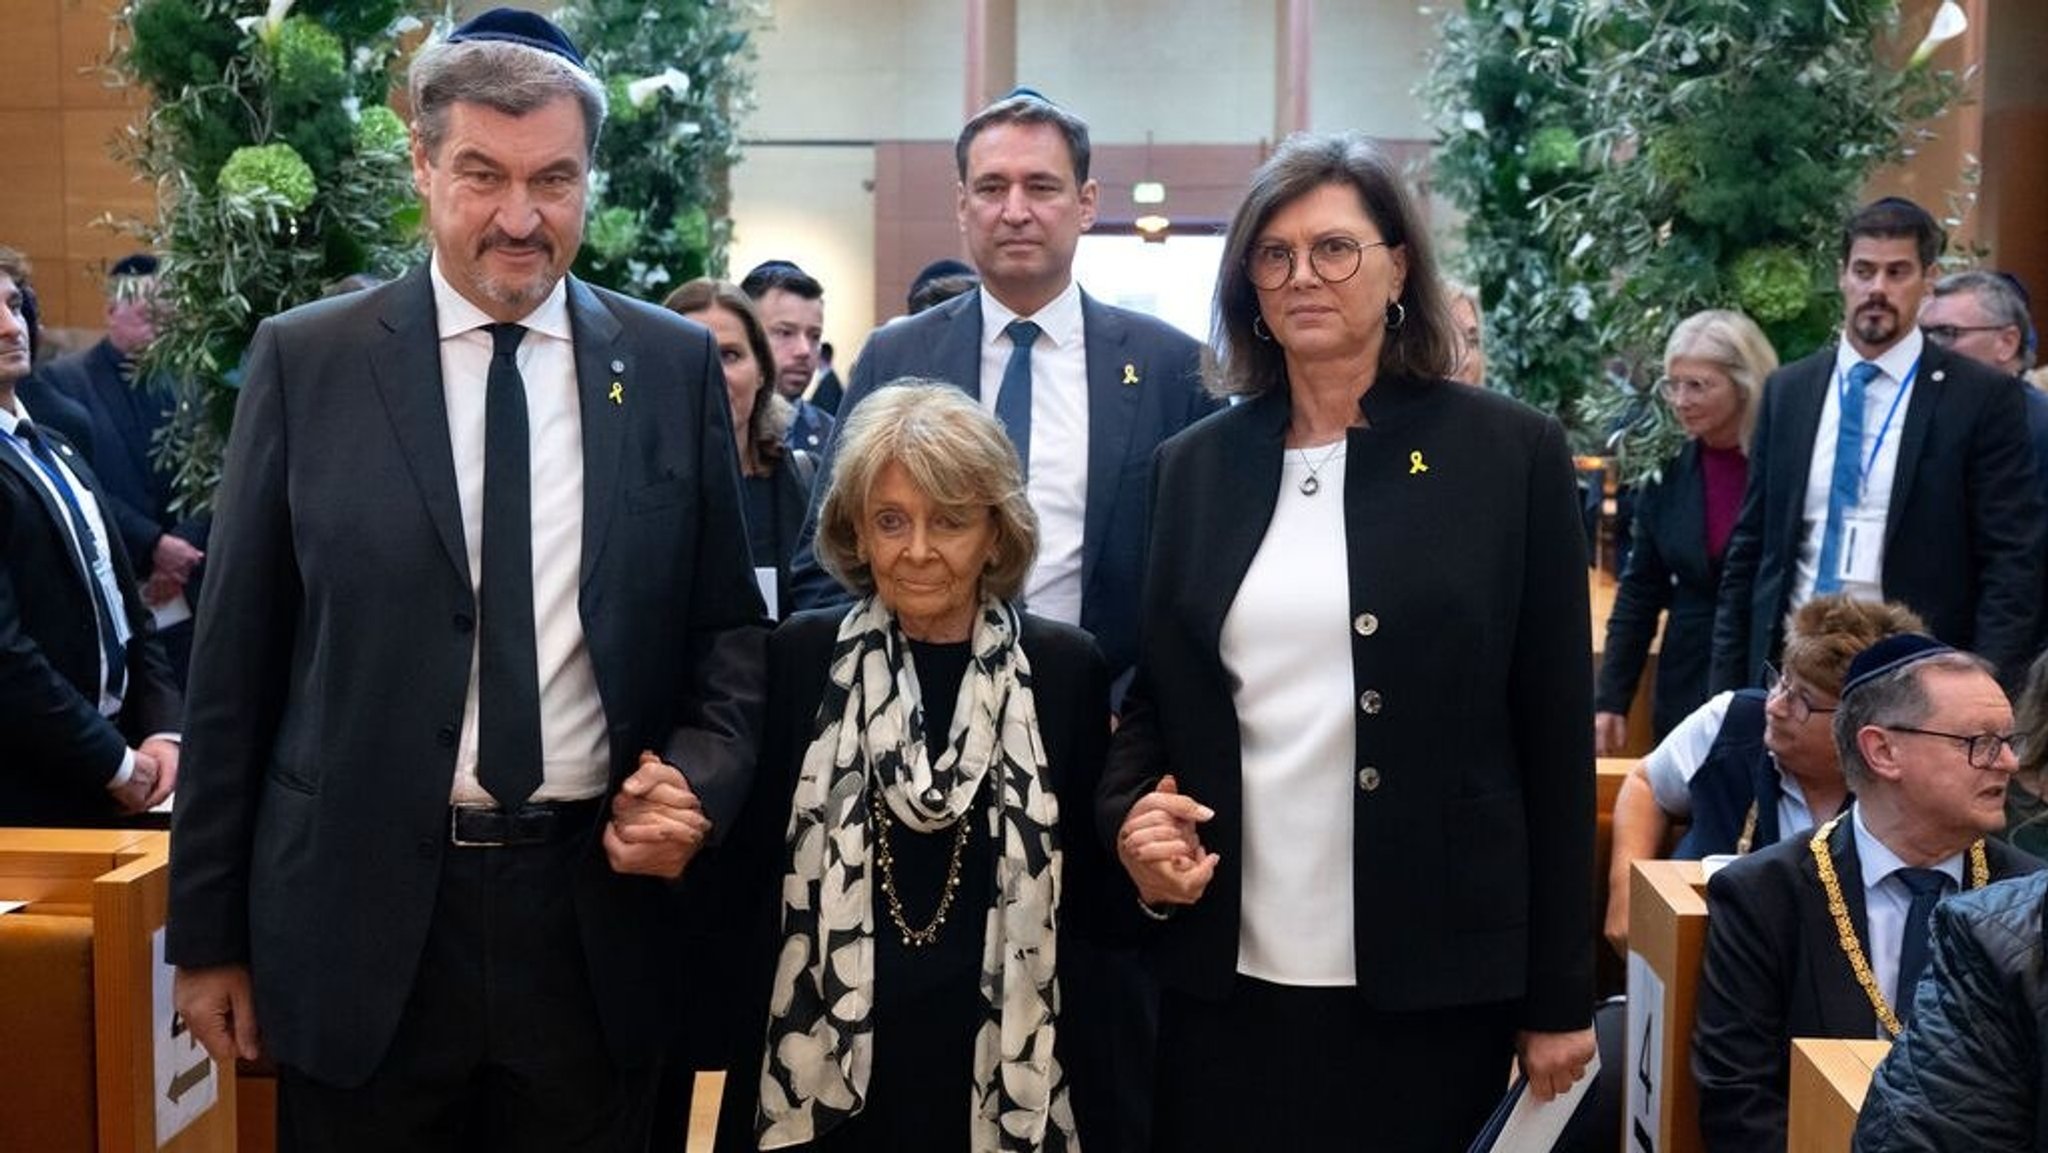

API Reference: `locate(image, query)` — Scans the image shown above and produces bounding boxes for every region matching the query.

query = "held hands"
[173,964,262,1064]
[1593,712,1628,757]
[108,737,179,814]
[603,751,711,879]
[1115,774,1220,908]
[1517,1027,1597,1102]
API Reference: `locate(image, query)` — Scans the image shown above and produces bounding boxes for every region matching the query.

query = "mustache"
[479,232,554,259]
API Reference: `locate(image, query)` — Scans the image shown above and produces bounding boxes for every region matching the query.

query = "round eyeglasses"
[1882,725,2020,770]
[1763,661,1837,725]
[1246,236,1389,291]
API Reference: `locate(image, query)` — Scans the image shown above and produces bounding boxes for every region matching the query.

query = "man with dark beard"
[1711,197,2042,692]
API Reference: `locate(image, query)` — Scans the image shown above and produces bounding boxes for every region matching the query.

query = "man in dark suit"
[739,259,835,452]
[0,246,182,826]
[165,13,766,1150]
[38,253,208,682]
[1710,198,2043,694]
[1693,635,2042,1153]
[789,88,1212,685]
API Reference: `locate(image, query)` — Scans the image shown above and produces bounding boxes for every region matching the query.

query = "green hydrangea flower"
[355,104,408,156]
[1525,125,1581,176]
[273,17,345,93]
[585,206,643,262]
[217,142,319,213]
[1730,247,1811,325]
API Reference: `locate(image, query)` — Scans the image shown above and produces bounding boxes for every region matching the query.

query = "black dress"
[714,607,1121,1152]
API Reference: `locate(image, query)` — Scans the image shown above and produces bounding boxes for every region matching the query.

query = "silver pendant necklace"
[1294,442,1345,495]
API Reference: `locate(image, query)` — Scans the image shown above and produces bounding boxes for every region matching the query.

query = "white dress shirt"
[978,281,1088,627]
[1643,691,1818,837]
[431,258,609,803]
[1793,330,1926,605]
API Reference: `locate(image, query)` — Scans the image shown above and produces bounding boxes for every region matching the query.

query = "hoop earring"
[1252,314,1274,342]
[1385,301,1407,331]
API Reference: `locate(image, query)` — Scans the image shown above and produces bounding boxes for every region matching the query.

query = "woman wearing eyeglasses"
[1595,310,1778,756]
[1097,133,1596,1150]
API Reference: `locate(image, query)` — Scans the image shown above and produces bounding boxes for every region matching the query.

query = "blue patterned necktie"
[1814,360,1880,593]
[996,320,1040,477]
[1893,867,1951,1023]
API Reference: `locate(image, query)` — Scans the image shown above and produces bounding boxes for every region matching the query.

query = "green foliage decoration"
[1423,0,1608,431]
[1560,0,1965,484]
[556,0,762,298]
[113,0,426,511]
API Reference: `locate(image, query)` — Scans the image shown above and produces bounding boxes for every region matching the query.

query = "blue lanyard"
[1837,356,1917,499]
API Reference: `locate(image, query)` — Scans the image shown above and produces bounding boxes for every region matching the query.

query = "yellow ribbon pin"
[608,382,623,405]
[1121,363,1139,385]
[1409,451,1429,475]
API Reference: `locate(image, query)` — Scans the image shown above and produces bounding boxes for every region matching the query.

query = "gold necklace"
[1808,815,1989,1037]
[870,795,972,948]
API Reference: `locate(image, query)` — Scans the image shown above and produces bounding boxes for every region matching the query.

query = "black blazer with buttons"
[1596,441,1723,740]
[1097,377,1596,1032]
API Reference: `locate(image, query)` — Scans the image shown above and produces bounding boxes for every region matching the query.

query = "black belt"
[448,798,602,847]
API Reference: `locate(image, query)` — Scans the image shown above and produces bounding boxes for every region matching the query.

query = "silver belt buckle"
[449,802,498,847]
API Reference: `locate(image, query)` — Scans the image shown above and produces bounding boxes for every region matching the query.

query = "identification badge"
[1841,509,1885,586]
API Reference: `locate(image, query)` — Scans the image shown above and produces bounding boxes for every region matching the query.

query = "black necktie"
[1893,867,1950,1023]
[996,320,1040,476]
[16,422,127,699]
[478,323,542,808]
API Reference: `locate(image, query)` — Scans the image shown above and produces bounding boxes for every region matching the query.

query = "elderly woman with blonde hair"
[1596,309,1778,754]
[717,382,1117,1153]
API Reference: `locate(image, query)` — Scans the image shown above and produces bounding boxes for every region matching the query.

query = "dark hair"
[1211,132,1456,398]
[910,273,980,315]
[663,277,786,464]
[109,252,159,279]
[1932,269,2038,370]
[1840,196,1944,268]
[740,260,823,302]
[955,91,1092,184]
[1834,650,1995,786]
[0,246,33,363]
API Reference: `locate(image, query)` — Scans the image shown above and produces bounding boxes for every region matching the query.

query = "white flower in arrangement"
[1461,110,1487,134]
[236,0,296,43]
[668,121,704,145]
[626,67,691,108]
[1908,1,1967,69]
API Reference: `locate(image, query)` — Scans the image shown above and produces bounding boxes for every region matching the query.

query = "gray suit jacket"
[166,265,768,1084]
[786,288,1212,678]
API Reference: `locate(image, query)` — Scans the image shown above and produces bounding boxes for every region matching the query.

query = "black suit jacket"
[165,266,769,1085]
[0,422,181,824]
[785,289,1213,678]
[1597,442,1723,739]
[1710,343,2043,691]
[1096,379,1596,1031]
[37,339,204,567]
[16,369,98,461]
[711,606,1126,1148]
[1693,813,2042,1153]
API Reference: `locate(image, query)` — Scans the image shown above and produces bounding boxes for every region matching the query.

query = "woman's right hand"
[1593,711,1629,756]
[1116,774,1220,907]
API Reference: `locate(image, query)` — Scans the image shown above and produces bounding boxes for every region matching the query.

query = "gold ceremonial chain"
[1736,802,1759,855]
[1808,815,1989,1037]
[870,797,971,948]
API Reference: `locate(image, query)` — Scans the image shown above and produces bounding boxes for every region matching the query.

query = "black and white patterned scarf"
[756,595,1077,1151]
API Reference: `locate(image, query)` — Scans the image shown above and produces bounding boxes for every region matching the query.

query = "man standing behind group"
[166,11,767,1151]
[1711,197,2042,693]
[740,259,835,453]
[790,88,1211,685]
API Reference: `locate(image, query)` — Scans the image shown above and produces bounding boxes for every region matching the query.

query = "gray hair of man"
[1931,269,2038,371]
[813,381,1039,602]
[408,37,609,163]
[1662,309,1779,454]
[1211,132,1458,399]
[1833,650,1998,787]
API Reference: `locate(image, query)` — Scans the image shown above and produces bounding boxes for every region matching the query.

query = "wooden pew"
[1788,1038,1889,1153]
[1622,859,1709,1153]
[0,828,236,1152]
